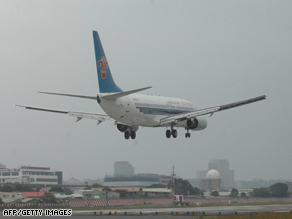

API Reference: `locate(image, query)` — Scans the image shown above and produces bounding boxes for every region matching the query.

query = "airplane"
[16,31,267,140]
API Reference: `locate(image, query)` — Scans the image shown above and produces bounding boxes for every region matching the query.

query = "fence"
[1,197,292,209]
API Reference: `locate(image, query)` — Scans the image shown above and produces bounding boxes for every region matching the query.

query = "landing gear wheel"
[166,130,171,138]
[172,129,177,138]
[131,131,136,139]
[185,133,191,138]
[124,131,130,140]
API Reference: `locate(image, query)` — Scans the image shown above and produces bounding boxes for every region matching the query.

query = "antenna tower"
[170,165,176,195]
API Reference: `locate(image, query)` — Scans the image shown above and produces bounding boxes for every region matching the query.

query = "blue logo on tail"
[93,31,123,93]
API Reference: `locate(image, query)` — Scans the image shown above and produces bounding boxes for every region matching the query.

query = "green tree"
[147,184,166,188]
[270,183,288,197]
[167,178,202,196]
[0,197,3,204]
[240,192,247,198]
[1,185,13,192]
[102,187,112,192]
[22,185,33,192]
[63,187,73,195]
[91,183,102,188]
[230,188,238,197]
[252,188,270,197]
[49,186,64,193]
[115,189,127,198]
[40,192,57,203]
[211,191,219,197]
[14,184,24,192]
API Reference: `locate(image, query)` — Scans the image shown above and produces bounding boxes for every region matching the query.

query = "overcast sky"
[1,0,291,182]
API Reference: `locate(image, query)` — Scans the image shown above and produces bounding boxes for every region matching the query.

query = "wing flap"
[160,107,220,125]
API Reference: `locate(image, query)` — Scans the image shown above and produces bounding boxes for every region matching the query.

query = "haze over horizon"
[1,1,291,182]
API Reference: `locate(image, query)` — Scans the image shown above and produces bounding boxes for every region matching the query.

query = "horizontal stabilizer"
[102,86,152,100]
[38,92,96,100]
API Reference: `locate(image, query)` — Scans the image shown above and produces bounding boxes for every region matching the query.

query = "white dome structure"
[206,169,220,179]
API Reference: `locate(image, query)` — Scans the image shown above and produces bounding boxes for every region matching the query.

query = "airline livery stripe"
[136,107,191,116]
[136,106,192,112]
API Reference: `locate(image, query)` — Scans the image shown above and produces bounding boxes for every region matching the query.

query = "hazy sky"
[1,1,291,182]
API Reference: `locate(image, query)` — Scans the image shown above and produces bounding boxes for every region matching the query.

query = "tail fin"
[93,31,123,93]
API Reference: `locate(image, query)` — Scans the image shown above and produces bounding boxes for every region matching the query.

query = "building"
[73,190,94,200]
[202,169,221,191]
[104,173,171,187]
[0,192,24,203]
[196,170,208,179]
[195,159,234,189]
[208,159,234,188]
[0,164,62,185]
[114,161,134,177]
[188,178,202,189]
[142,188,172,197]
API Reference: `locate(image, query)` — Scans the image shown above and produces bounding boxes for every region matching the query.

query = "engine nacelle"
[186,117,207,131]
[117,123,139,132]
[117,123,128,132]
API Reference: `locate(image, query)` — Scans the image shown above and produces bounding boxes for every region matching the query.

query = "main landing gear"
[166,124,178,138]
[166,127,191,138]
[185,130,191,138]
[166,129,177,138]
[124,131,136,140]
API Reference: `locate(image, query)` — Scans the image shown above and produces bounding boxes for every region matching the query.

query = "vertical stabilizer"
[93,31,123,93]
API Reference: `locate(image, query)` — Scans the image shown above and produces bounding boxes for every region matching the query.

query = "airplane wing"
[15,105,110,125]
[160,95,267,125]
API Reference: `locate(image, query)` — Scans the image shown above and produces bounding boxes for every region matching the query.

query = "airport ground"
[1,203,291,218]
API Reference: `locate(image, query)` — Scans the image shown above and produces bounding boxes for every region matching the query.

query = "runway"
[73,204,292,216]
[1,204,291,218]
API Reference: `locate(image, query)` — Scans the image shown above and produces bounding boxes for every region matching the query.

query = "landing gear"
[172,129,177,138]
[130,131,136,139]
[124,131,130,139]
[185,129,191,138]
[166,125,178,138]
[124,131,136,140]
[185,133,191,138]
[166,130,171,138]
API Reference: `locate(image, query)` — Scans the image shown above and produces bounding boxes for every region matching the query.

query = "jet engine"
[186,117,207,130]
[117,123,139,132]
[117,123,128,132]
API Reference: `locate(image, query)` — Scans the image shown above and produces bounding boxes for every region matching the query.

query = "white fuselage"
[98,93,196,127]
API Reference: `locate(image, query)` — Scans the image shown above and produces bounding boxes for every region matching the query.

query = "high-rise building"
[114,161,134,177]
[208,159,234,188]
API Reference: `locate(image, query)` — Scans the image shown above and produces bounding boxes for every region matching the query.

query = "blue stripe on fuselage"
[136,106,191,116]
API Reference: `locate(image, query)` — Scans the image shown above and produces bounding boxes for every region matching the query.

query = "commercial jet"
[16,31,267,139]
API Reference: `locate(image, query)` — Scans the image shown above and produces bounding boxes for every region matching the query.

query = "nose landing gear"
[185,129,191,138]
[185,132,191,138]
